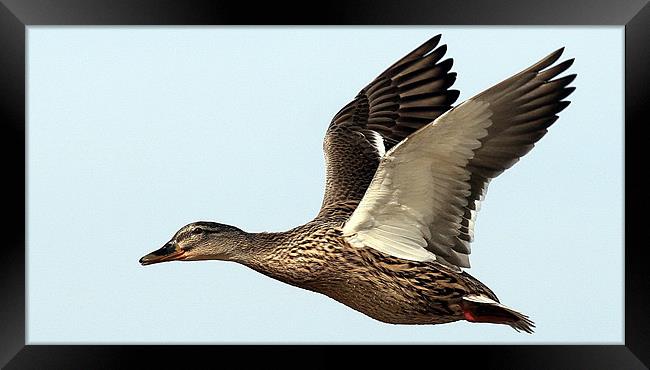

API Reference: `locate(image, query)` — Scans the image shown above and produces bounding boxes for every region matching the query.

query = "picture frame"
[2,0,646,367]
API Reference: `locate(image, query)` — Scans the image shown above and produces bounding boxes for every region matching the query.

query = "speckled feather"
[239,218,498,325]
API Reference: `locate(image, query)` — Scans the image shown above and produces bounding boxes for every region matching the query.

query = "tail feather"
[462,295,535,334]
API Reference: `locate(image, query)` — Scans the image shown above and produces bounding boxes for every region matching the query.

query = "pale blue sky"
[27,27,623,344]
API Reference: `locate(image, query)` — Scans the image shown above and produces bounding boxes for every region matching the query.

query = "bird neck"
[234,230,309,287]
[232,230,288,264]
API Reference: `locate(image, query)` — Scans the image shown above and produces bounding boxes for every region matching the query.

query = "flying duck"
[139,35,576,333]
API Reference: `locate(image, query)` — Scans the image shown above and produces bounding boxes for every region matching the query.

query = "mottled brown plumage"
[240,218,498,326]
[140,35,575,334]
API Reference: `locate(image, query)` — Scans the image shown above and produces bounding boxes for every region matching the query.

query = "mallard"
[139,35,575,333]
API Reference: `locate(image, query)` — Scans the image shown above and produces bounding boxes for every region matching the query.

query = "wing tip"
[427,34,442,46]
[554,58,575,72]
[439,57,454,70]
[550,46,565,60]
[564,73,578,84]
[543,47,564,66]
[418,34,443,55]
[535,54,576,83]
[527,47,568,74]
[376,34,448,80]
[557,100,571,112]
[448,89,461,103]
[434,43,448,56]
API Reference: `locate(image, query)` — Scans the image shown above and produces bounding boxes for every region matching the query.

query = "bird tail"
[461,295,535,334]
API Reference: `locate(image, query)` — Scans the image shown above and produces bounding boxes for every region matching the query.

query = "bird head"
[139,222,246,266]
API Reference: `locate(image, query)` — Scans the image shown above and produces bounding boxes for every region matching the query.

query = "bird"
[139,35,576,333]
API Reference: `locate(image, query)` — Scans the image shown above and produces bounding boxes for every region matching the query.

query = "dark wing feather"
[452,48,576,264]
[319,35,459,215]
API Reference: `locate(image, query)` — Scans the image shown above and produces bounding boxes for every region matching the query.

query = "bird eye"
[192,228,203,235]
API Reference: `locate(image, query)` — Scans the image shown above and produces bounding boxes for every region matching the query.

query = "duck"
[139,35,576,333]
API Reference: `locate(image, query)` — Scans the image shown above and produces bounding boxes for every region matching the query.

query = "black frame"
[2,0,647,368]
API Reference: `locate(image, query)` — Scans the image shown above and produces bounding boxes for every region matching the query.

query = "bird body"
[140,34,576,334]
[196,218,499,326]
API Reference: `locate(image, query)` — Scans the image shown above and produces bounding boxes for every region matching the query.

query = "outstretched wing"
[318,35,459,217]
[342,48,576,269]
